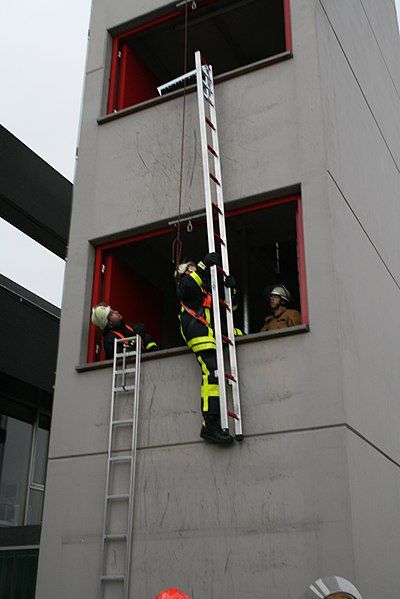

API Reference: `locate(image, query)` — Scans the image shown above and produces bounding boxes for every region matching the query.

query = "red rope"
[172,1,189,268]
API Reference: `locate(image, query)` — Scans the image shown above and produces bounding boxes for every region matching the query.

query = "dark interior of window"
[112,0,286,110]
[98,201,300,355]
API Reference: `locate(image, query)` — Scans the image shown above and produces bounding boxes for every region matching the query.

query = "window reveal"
[107,0,292,113]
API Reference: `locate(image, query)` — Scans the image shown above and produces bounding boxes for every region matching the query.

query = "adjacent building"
[0,126,71,598]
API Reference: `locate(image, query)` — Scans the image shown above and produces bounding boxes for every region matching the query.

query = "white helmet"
[91,304,111,329]
[270,285,291,303]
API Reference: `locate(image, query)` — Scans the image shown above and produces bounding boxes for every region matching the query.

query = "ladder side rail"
[195,51,229,432]
[98,336,120,597]
[124,335,141,599]
[207,69,243,437]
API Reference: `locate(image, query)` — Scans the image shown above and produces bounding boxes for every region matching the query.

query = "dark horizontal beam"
[0,125,72,258]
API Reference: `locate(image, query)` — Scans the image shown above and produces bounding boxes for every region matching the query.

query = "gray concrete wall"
[346,430,400,599]
[317,0,400,458]
[316,1,400,595]
[36,425,354,599]
[36,1,400,597]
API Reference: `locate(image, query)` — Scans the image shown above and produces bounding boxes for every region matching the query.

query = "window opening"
[25,412,50,525]
[108,0,291,112]
[89,195,307,362]
[0,548,39,599]
[0,399,50,526]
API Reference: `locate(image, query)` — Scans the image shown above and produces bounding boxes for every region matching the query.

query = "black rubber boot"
[200,415,234,445]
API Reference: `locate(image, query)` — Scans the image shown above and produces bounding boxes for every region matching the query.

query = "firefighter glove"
[224,275,236,289]
[203,252,221,267]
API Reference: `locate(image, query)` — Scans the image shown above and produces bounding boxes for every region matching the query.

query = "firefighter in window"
[260,285,301,331]
[176,252,242,446]
[91,304,158,359]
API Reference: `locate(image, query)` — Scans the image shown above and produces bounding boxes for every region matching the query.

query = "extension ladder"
[98,335,141,599]
[158,51,243,440]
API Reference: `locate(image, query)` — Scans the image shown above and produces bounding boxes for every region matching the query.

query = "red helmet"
[155,589,190,599]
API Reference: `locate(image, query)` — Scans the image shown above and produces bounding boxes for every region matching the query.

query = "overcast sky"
[0,0,91,306]
[0,0,400,307]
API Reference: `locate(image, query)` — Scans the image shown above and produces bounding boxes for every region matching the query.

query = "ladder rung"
[112,419,134,426]
[212,201,222,214]
[114,368,136,375]
[225,371,237,382]
[216,265,226,276]
[209,173,220,185]
[214,232,225,245]
[221,334,233,345]
[202,79,213,93]
[101,575,124,583]
[207,144,218,158]
[205,95,214,107]
[228,410,240,421]
[110,455,132,462]
[114,385,135,393]
[219,298,231,311]
[104,533,127,541]
[107,494,129,501]
[115,350,136,358]
[205,117,216,130]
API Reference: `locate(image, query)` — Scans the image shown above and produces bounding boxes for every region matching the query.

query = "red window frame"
[107,0,293,114]
[88,193,307,363]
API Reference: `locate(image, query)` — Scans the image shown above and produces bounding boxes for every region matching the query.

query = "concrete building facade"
[36,1,400,598]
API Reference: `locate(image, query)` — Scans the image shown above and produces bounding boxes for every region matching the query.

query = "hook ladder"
[158,50,243,440]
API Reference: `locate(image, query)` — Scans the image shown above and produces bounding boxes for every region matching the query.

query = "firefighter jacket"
[177,266,242,337]
[261,306,301,332]
[177,267,208,312]
[177,266,240,311]
[103,321,157,359]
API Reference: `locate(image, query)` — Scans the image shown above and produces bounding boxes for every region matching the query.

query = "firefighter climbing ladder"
[98,335,141,599]
[158,50,243,440]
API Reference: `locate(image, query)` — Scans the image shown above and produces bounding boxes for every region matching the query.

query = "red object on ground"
[155,589,190,599]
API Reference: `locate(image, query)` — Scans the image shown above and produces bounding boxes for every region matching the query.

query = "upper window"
[107,0,292,113]
[88,194,307,362]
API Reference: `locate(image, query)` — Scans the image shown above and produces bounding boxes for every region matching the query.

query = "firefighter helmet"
[270,285,291,303]
[155,589,190,599]
[91,304,111,329]
[174,259,196,279]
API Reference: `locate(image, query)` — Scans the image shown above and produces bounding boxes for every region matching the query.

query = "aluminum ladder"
[158,50,243,440]
[98,335,141,599]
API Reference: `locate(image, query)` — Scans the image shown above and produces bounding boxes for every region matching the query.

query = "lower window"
[0,399,50,527]
[89,194,307,362]
[0,548,38,599]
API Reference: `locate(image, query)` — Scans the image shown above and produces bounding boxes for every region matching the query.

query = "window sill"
[76,324,309,373]
[97,51,292,126]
